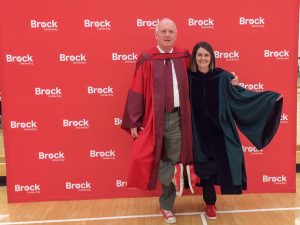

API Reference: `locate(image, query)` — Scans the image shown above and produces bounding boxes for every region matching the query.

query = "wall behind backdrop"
[0,0,298,203]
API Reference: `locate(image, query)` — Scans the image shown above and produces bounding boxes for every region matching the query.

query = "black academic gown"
[188,68,283,194]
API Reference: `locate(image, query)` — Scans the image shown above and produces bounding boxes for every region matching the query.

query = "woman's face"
[196,47,211,72]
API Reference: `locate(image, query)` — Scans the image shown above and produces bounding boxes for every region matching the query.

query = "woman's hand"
[277,95,283,101]
[231,74,239,86]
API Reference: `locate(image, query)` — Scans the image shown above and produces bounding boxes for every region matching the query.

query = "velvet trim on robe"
[121,47,193,190]
[188,68,283,194]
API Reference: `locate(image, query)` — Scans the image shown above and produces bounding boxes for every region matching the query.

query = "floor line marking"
[200,212,208,225]
[0,207,299,224]
[216,207,300,214]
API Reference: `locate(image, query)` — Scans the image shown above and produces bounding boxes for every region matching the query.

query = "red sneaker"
[172,163,183,196]
[205,204,217,219]
[186,164,200,194]
[160,208,176,224]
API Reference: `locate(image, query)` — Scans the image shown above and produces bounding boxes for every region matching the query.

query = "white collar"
[157,45,173,54]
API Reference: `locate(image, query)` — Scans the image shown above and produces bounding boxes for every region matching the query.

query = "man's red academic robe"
[121,47,193,190]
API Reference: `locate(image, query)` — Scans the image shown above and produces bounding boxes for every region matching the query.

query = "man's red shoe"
[160,208,176,224]
[205,204,217,219]
[172,163,183,196]
[186,164,200,194]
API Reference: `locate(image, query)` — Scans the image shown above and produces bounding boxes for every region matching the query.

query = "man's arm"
[121,54,147,135]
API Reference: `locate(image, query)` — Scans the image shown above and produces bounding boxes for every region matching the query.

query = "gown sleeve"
[223,74,283,149]
[121,55,147,131]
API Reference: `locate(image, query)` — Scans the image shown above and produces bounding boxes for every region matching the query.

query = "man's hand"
[231,74,239,85]
[131,127,144,139]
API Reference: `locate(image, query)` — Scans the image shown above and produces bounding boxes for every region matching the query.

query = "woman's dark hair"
[190,41,216,72]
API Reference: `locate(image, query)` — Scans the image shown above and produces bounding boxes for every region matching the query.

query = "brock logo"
[262,175,287,184]
[214,50,239,61]
[239,17,265,27]
[63,119,89,129]
[242,146,263,154]
[116,180,127,188]
[10,120,37,131]
[188,18,214,28]
[87,86,114,96]
[90,149,116,159]
[280,114,288,124]
[264,50,290,60]
[59,53,87,64]
[14,184,41,193]
[39,151,65,162]
[35,87,62,98]
[136,19,159,29]
[30,19,58,31]
[112,52,137,63]
[114,118,122,126]
[65,181,92,191]
[84,19,111,30]
[6,54,34,65]
[239,82,264,91]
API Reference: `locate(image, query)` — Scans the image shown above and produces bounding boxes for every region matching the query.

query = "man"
[121,18,197,224]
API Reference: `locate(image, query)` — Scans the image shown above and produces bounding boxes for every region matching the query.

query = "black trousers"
[202,177,217,205]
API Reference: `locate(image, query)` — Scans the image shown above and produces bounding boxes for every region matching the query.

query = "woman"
[188,42,283,220]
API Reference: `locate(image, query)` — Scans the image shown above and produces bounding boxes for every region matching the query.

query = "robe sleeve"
[121,55,148,132]
[224,74,283,149]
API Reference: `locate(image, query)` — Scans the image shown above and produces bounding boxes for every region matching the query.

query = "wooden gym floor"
[0,174,299,225]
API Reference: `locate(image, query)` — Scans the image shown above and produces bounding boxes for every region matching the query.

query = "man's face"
[155,20,177,52]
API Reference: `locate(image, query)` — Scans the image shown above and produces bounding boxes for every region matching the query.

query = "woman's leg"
[202,176,216,205]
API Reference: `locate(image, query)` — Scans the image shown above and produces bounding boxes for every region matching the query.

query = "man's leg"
[158,111,181,211]
[159,182,176,211]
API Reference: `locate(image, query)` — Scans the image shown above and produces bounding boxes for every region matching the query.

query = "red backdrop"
[0,0,298,203]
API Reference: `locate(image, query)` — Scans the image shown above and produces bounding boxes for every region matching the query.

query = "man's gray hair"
[155,18,177,33]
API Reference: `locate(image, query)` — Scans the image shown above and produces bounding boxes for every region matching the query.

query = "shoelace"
[172,177,177,185]
[162,210,174,217]
[207,205,216,212]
